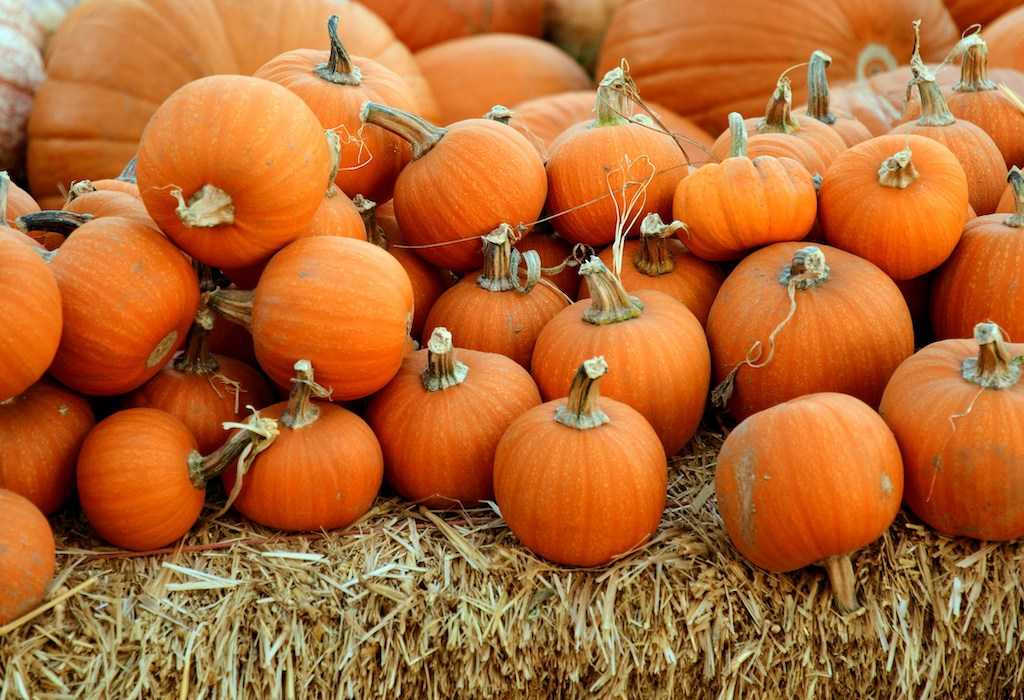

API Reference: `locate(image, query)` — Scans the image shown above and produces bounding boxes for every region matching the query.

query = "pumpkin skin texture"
[531,259,710,456]
[27,0,436,203]
[2,174,39,225]
[986,7,1024,73]
[137,75,332,269]
[879,325,1024,540]
[77,408,205,551]
[65,187,158,232]
[415,34,590,126]
[367,328,541,507]
[596,0,958,133]
[494,357,667,567]
[947,0,1023,30]
[715,392,903,611]
[0,233,62,401]
[819,134,968,280]
[0,489,55,625]
[0,381,94,515]
[707,243,914,421]
[360,0,544,52]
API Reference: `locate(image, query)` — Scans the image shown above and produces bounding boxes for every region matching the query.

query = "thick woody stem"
[209,288,254,330]
[361,102,448,160]
[877,148,920,189]
[778,246,831,289]
[16,210,93,236]
[313,15,362,85]
[1003,167,1024,228]
[953,33,995,93]
[186,413,280,488]
[478,224,519,292]
[173,304,219,375]
[353,194,388,247]
[908,20,956,127]
[635,213,684,276]
[758,76,800,134]
[727,112,748,158]
[822,554,861,613]
[962,322,1021,389]
[554,356,611,430]
[421,327,469,391]
[806,50,836,124]
[579,256,644,324]
[281,359,332,429]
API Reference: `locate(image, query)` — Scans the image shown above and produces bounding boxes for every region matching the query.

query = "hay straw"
[2,426,1022,698]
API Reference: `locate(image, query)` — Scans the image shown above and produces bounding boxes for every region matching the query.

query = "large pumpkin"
[27,0,437,207]
[596,0,959,133]
[986,6,1024,72]
[0,489,55,625]
[946,0,1024,30]
[360,0,544,52]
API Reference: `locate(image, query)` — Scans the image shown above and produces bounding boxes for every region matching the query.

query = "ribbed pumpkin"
[515,229,580,298]
[64,186,158,231]
[819,134,968,279]
[0,381,93,514]
[0,489,55,625]
[210,236,413,399]
[77,407,276,551]
[932,167,1024,340]
[2,170,39,224]
[532,257,710,455]
[707,244,914,420]
[795,50,872,147]
[716,392,903,612]
[367,328,541,507]
[545,65,690,247]
[986,6,1024,72]
[579,213,725,325]
[223,360,382,532]
[0,231,61,401]
[48,217,198,396]
[674,113,817,262]
[494,356,667,566]
[415,34,591,125]
[254,16,415,203]
[947,0,1023,30]
[360,0,544,52]
[423,225,568,368]
[362,103,547,271]
[880,322,1024,540]
[136,75,332,269]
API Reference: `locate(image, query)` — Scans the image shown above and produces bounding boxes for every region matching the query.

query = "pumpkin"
[879,322,1024,540]
[0,380,94,514]
[716,392,903,612]
[545,0,623,72]
[0,230,62,401]
[367,327,541,507]
[210,236,413,399]
[48,217,199,396]
[2,170,39,225]
[66,159,140,203]
[362,102,546,271]
[890,23,1006,215]
[423,225,568,368]
[0,0,45,172]
[545,65,690,247]
[64,186,158,232]
[947,0,1023,30]
[674,113,817,262]
[819,134,968,279]
[516,228,580,298]
[207,312,259,368]
[986,6,1024,71]
[27,0,437,204]
[136,75,332,269]
[596,0,958,133]
[795,50,872,147]
[254,16,415,204]
[0,489,55,625]
[360,0,544,52]
[707,244,914,420]
[579,213,725,325]
[532,257,710,455]
[932,167,1024,340]
[223,360,382,531]
[77,407,276,550]
[494,356,667,566]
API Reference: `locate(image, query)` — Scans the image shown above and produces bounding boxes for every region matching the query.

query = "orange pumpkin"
[66,159,140,203]
[0,489,55,625]
[707,244,914,420]
[0,381,94,514]
[2,170,39,225]
[716,392,903,612]
[986,6,1024,72]
[795,50,872,147]
[819,134,968,279]
[367,327,541,507]
[674,113,817,261]
[880,322,1024,540]
[360,0,544,52]
[947,0,1023,30]
[64,186,158,231]
[532,257,710,455]
[494,356,667,566]
[362,102,546,271]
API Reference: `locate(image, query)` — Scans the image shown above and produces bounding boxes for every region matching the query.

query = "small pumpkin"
[0,489,55,625]
[2,170,39,225]
[63,185,158,232]
[674,113,817,261]
[66,159,140,202]
[880,322,1024,540]
[795,50,872,147]
[716,392,903,612]
[367,327,541,507]
[494,356,667,566]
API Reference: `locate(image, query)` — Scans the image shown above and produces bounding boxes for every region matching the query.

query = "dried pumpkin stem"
[0,171,9,220]
[580,256,644,324]
[281,359,333,429]
[962,322,1021,389]
[477,224,542,293]
[554,356,610,430]
[361,102,448,160]
[118,157,138,184]
[953,33,995,93]
[908,20,956,127]
[727,112,748,158]
[635,213,684,276]
[821,554,860,613]
[15,210,93,235]
[757,76,800,134]
[208,288,254,330]
[172,184,235,228]
[1003,167,1024,228]
[186,413,280,487]
[66,180,97,203]
[805,50,836,124]
[174,303,219,375]
[484,105,514,124]
[594,66,634,127]
[353,194,388,247]
[877,148,919,189]
[314,15,361,85]
[422,327,469,391]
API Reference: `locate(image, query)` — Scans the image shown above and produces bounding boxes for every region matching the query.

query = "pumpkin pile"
[3,0,1024,630]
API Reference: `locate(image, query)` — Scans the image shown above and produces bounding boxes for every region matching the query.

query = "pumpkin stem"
[325,130,342,191]
[422,327,469,391]
[484,105,514,124]
[758,76,800,134]
[593,66,634,127]
[805,50,836,125]
[478,224,543,293]
[208,288,254,330]
[962,322,1021,389]
[877,147,920,189]
[66,180,98,203]
[555,356,611,430]
[821,554,861,613]
[580,256,644,324]
[778,246,831,289]
[15,210,94,236]
[0,171,9,221]
[187,411,280,487]
[172,185,235,228]
[908,20,956,127]
[174,299,219,375]
[118,157,138,184]
[281,359,333,429]
[353,194,389,247]
[1003,167,1024,228]
[727,112,748,158]
[361,102,448,160]
[635,213,684,276]
[953,32,995,93]
[314,15,362,86]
